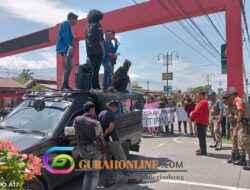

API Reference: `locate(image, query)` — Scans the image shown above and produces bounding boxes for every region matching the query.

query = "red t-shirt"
[191,99,209,126]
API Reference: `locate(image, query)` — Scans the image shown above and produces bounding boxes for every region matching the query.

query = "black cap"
[67,12,78,20]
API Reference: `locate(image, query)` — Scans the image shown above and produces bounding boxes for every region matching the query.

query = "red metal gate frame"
[0,0,244,96]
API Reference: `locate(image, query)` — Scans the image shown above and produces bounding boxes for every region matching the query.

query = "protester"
[56,12,78,90]
[208,91,224,151]
[223,90,250,170]
[102,30,119,91]
[165,98,176,134]
[113,59,132,92]
[85,9,105,90]
[176,99,188,134]
[73,102,106,190]
[185,98,196,135]
[98,101,142,187]
[191,92,209,156]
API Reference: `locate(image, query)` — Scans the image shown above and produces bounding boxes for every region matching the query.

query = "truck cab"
[0,90,143,190]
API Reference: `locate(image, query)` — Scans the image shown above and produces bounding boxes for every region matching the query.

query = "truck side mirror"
[64,126,75,136]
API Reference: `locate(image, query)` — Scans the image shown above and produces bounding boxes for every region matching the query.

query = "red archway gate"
[0,0,244,97]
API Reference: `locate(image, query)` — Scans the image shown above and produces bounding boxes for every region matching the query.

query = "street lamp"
[158,51,179,97]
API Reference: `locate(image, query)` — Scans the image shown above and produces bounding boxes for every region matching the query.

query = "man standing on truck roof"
[73,102,106,190]
[56,12,78,91]
[98,101,142,187]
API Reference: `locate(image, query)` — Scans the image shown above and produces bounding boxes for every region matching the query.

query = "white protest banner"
[142,108,175,128]
[176,107,188,122]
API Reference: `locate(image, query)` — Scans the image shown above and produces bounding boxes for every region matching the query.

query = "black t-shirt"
[85,22,104,56]
[98,108,119,142]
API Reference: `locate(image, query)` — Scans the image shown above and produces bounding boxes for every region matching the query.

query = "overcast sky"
[0,0,249,92]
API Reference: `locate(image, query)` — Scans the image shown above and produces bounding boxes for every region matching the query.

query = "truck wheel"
[123,142,130,158]
[24,179,45,190]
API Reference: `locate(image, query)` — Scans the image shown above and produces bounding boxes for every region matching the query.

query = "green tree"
[31,84,44,91]
[16,69,34,84]
[187,86,209,95]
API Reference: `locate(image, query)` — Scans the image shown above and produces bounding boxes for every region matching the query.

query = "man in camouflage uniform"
[222,90,250,170]
[208,91,223,151]
[223,97,239,163]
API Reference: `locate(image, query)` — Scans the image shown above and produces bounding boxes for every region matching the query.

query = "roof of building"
[0,77,26,89]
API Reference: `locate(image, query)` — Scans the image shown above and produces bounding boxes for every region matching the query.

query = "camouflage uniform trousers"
[209,116,221,142]
[229,122,239,154]
[238,123,250,157]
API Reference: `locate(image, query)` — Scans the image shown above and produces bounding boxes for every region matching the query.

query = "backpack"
[75,63,92,90]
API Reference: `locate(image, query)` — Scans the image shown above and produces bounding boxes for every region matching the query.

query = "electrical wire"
[174,0,221,56]
[157,0,220,60]
[131,0,219,65]
[196,0,226,42]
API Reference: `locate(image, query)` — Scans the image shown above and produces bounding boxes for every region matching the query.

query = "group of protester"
[56,10,132,92]
[145,96,196,136]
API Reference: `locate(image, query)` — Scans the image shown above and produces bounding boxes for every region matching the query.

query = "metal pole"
[166,53,169,97]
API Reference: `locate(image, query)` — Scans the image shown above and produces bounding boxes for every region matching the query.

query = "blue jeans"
[102,61,113,89]
[61,55,73,89]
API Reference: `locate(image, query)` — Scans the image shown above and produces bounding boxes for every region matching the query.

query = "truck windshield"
[0,100,69,133]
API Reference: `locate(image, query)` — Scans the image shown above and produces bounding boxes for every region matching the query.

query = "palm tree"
[16,69,34,84]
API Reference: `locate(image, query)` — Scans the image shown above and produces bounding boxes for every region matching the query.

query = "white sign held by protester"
[142,108,175,128]
[176,107,188,122]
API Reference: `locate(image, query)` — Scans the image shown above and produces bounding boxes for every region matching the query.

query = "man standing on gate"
[222,90,250,170]
[85,9,105,90]
[191,92,209,156]
[208,91,224,151]
[73,102,106,190]
[56,12,78,91]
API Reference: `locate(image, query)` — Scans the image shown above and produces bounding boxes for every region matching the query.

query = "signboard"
[164,85,172,92]
[218,88,223,92]
[176,107,188,122]
[205,85,212,90]
[221,44,227,74]
[164,86,172,96]
[142,108,175,128]
[162,73,173,80]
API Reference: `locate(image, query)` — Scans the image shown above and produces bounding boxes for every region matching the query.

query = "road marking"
[154,142,166,148]
[173,137,199,144]
[160,179,249,190]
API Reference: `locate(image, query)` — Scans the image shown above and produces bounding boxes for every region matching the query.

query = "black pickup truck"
[0,90,143,190]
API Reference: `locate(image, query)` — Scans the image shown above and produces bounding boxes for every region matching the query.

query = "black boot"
[243,159,250,170]
[227,153,238,164]
[171,125,174,134]
[215,141,223,151]
[233,155,247,166]
[210,141,218,148]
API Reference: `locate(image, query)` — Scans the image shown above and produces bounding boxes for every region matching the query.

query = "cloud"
[0,51,56,70]
[0,0,86,26]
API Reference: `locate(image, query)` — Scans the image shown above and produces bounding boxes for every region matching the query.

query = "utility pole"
[216,80,225,94]
[147,81,149,92]
[202,73,215,90]
[158,51,179,97]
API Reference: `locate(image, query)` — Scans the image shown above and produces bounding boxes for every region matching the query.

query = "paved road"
[55,129,250,190]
